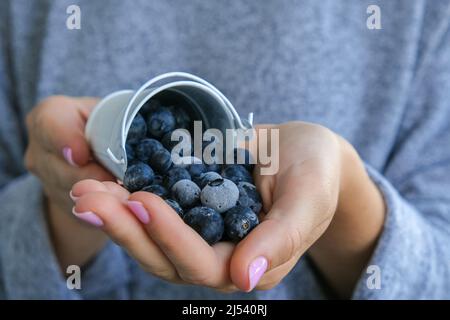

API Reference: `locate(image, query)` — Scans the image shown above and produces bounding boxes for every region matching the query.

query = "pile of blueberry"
[124,98,262,245]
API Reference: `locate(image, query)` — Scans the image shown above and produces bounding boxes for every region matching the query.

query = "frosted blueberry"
[123,162,154,192]
[194,171,222,189]
[171,179,201,208]
[200,178,239,213]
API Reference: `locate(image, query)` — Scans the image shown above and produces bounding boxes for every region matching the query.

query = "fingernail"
[127,201,150,224]
[248,256,268,292]
[69,190,79,202]
[62,147,78,167]
[72,207,104,227]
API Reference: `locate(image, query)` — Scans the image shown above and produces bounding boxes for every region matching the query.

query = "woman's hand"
[71,180,237,291]
[25,96,114,269]
[71,121,385,296]
[233,122,385,297]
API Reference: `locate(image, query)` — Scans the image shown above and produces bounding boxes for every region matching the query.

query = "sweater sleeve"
[0,0,28,190]
[352,6,450,299]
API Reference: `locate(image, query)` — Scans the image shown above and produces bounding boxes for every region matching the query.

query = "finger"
[35,149,114,191]
[230,165,337,292]
[254,251,302,291]
[253,174,274,214]
[101,181,130,200]
[73,191,179,281]
[71,179,129,201]
[211,241,238,289]
[77,97,99,119]
[30,96,98,166]
[128,192,229,287]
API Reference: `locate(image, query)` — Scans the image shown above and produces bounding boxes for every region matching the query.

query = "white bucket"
[85,72,253,180]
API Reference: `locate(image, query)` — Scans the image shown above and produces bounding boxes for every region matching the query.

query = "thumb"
[229,206,303,292]
[230,171,335,292]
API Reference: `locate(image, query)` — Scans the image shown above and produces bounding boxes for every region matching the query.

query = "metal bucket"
[85,72,253,180]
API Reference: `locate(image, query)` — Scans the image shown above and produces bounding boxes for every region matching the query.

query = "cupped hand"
[71,179,237,291]
[71,121,360,292]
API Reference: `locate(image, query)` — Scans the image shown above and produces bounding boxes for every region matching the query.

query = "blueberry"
[161,131,192,156]
[222,165,253,184]
[140,99,161,117]
[164,167,191,190]
[169,105,192,129]
[147,107,176,138]
[237,182,262,214]
[149,148,173,174]
[125,143,135,163]
[200,178,239,213]
[153,174,164,186]
[184,207,224,245]
[224,206,259,241]
[187,163,208,179]
[194,171,222,189]
[233,148,255,172]
[123,162,154,192]
[206,163,222,173]
[135,138,164,163]
[174,156,202,169]
[161,131,178,152]
[127,113,147,143]
[171,179,201,208]
[165,199,184,218]
[142,184,168,198]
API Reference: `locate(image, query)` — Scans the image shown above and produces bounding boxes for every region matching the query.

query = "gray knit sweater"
[0,0,449,299]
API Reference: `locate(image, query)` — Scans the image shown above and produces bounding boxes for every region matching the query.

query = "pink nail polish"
[69,190,79,202]
[248,256,268,292]
[62,147,78,167]
[127,201,150,224]
[72,207,104,227]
